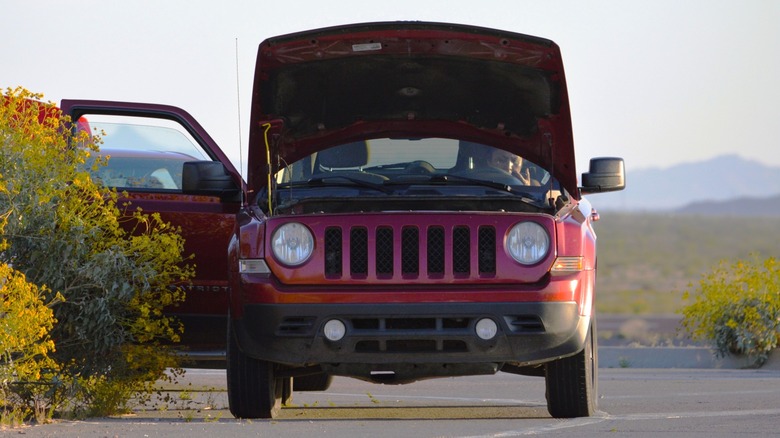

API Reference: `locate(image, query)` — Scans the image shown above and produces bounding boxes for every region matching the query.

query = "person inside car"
[487,148,540,186]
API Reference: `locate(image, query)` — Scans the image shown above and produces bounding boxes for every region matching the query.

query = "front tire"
[227,319,283,419]
[545,319,599,418]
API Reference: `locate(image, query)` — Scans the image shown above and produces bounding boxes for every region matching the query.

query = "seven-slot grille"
[323,224,496,278]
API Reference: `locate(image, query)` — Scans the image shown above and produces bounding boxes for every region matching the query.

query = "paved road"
[24,367,780,437]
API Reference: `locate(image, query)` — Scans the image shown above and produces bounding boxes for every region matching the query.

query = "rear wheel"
[226,319,283,419]
[545,320,598,418]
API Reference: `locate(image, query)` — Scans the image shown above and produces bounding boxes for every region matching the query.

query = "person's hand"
[514,167,532,185]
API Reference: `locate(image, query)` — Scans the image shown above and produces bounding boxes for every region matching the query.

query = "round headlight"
[271,222,314,266]
[506,221,550,265]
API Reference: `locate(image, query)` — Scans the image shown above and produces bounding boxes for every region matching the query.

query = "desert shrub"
[681,257,780,367]
[0,264,61,425]
[0,87,193,421]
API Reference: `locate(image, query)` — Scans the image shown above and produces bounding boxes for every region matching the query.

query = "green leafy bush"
[0,264,61,425]
[0,87,193,422]
[681,257,780,367]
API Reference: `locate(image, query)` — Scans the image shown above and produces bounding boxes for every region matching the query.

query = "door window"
[83,115,210,191]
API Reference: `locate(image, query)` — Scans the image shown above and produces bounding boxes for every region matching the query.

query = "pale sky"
[3,0,779,176]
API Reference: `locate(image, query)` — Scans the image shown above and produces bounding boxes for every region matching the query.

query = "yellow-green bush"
[0,87,193,422]
[681,257,780,367]
[0,264,61,425]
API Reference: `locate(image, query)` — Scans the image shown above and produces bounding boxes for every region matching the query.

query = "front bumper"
[233,301,590,381]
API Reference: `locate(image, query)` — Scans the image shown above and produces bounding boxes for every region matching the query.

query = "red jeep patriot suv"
[62,21,625,420]
[222,22,624,419]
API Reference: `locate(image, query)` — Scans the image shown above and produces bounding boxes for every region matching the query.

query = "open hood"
[247,22,578,196]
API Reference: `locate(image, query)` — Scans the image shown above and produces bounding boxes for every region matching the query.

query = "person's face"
[489,150,516,173]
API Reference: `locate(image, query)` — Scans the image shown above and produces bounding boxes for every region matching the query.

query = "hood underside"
[248,22,577,195]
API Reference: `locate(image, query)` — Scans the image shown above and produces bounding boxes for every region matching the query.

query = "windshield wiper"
[283,176,393,194]
[431,174,513,192]
[427,174,544,204]
[363,162,413,171]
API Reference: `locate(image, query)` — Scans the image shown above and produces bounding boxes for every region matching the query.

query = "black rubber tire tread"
[293,372,333,392]
[544,320,598,418]
[226,320,282,419]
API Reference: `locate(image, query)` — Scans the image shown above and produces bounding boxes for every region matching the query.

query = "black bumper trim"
[234,302,590,372]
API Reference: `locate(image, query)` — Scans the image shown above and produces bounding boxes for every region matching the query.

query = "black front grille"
[324,227,342,276]
[427,226,445,275]
[350,316,472,353]
[452,226,471,275]
[376,227,394,275]
[324,224,497,279]
[401,227,419,275]
[505,315,545,332]
[277,316,317,335]
[350,227,368,275]
[478,226,496,274]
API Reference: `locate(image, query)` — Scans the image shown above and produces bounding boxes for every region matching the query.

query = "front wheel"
[227,319,283,419]
[545,320,599,418]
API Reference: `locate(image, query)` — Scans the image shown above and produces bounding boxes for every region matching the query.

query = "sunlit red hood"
[247,22,577,195]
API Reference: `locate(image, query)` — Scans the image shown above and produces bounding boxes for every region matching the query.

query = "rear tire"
[227,319,283,419]
[545,319,598,418]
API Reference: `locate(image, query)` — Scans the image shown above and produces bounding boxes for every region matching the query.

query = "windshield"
[270,138,564,214]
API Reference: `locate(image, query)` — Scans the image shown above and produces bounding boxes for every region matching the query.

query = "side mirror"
[182,161,241,199]
[580,157,625,194]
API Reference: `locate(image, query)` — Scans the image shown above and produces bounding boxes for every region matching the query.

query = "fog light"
[475,318,498,340]
[323,319,346,342]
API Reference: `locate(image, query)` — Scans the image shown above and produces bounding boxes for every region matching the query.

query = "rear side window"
[84,115,210,191]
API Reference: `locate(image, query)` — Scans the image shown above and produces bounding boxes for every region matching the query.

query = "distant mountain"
[589,155,780,214]
[675,193,780,216]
